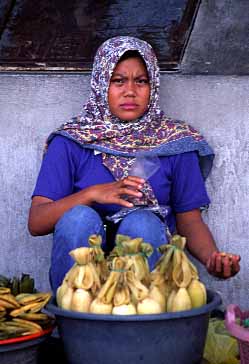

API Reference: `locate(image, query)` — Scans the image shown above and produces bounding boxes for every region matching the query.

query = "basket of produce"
[46,234,222,364]
[225,304,249,364]
[0,274,54,364]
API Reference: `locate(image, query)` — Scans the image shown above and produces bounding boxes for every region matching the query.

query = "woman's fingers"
[114,198,134,208]
[120,187,143,198]
[231,255,240,274]
[117,176,145,202]
[123,175,145,183]
[215,253,222,273]
[121,176,144,190]
[207,252,241,279]
[222,255,231,278]
[221,253,241,277]
[206,252,216,272]
[92,178,145,205]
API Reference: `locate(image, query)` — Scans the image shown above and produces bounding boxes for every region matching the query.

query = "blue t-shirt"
[32,135,210,232]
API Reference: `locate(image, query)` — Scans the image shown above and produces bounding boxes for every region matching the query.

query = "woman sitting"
[28,36,240,294]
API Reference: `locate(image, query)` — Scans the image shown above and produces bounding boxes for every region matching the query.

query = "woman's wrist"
[77,186,96,206]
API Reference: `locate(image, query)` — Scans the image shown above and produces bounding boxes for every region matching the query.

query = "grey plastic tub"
[47,289,222,364]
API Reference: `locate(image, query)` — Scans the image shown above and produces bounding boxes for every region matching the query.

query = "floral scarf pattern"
[47,36,214,205]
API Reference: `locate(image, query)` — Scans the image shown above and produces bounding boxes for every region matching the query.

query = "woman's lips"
[120,103,138,110]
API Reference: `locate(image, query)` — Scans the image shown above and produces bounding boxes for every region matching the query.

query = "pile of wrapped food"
[57,234,207,315]
[0,274,53,340]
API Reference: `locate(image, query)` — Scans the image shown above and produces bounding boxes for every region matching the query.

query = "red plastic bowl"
[0,326,54,345]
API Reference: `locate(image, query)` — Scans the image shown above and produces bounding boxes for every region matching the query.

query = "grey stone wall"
[0,73,248,308]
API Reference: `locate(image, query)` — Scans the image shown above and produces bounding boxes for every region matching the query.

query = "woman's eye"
[111,78,124,84]
[136,79,149,84]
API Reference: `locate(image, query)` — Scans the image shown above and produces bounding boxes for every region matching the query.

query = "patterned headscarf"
[47,36,214,205]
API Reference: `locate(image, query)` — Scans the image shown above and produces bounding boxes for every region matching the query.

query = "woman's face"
[108,57,150,121]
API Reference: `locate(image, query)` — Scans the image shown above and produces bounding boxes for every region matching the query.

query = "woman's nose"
[124,81,136,96]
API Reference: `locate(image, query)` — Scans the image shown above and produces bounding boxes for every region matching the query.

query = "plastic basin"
[0,328,53,364]
[46,289,222,364]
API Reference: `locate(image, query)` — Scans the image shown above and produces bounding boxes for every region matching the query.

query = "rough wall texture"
[0,73,248,308]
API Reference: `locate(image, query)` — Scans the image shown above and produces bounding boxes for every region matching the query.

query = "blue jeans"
[50,205,168,294]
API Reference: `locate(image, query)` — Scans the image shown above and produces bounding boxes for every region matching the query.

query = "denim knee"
[55,205,102,234]
[50,205,105,293]
[118,210,167,243]
[117,209,168,270]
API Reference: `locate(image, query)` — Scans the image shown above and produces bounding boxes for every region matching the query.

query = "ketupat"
[57,236,104,312]
[187,279,207,308]
[71,289,92,312]
[171,288,192,312]
[153,234,207,312]
[148,285,166,311]
[137,297,163,314]
[92,257,153,315]
[56,233,208,315]
[112,303,136,315]
[109,234,153,286]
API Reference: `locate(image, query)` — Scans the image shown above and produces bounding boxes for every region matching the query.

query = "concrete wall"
[0,73,248,308]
